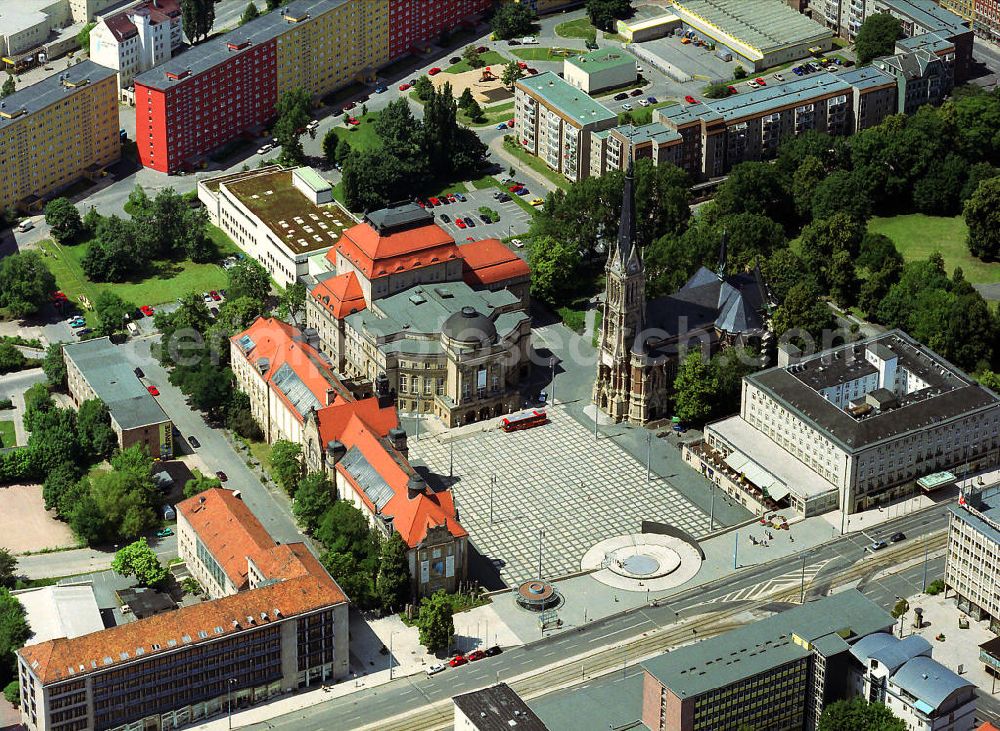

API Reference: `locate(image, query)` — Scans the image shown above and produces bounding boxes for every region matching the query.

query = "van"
[17,219,33,233]
[522,36,538,45]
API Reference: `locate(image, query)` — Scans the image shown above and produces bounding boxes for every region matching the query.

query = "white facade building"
[563,49,637,94]
[946,484,1000,629]
[89,0,182,102]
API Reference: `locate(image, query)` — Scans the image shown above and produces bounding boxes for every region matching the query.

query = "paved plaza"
[409,404,712,587]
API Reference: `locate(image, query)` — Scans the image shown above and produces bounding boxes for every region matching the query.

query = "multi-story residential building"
[63,337,174,458]
[875,33,955,114]
[197,166,352,288]
[134,0,490,173]
[836,65,899,130]
[814,0,872,40]
[305,202,532,427]
[940,0,1000,41]
[640,591,894,731]
[515,71,617,182]
[946,484,1000,631]
[685,331,1000,517]
[848,632,976,731]
[563,49,637,94]
[0,60,119,211]
[874,0,973,80]
[589,122,684,177]
[503,0,583,15]
[89,0,182,103]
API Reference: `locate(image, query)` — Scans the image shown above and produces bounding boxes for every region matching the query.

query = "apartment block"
[946,484,1000,632]
[89,0,183,103]
[0,60,119,211]
[873,0,973,80]
[514,71,617,181]
[940,0,1000,42]
[875,33,956,114]
[389,0,490,58]
[63,337,174,459]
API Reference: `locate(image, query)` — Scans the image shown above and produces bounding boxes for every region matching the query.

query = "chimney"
[326,440,346,465]
[326,387,336,406]
[388,427,408,456]
[375,372,394,408]
[407,475,427,499]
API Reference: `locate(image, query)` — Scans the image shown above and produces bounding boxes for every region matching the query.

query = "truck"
[715,49,733,62]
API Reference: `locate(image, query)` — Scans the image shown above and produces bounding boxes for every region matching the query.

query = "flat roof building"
[15,586,104,646]
[63,337,174,458]
[947,484,1000,631]
[453,683,550,730]
[874,0,973,80]
[564,49,638,93]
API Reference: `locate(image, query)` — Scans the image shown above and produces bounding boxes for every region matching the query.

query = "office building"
[874,0,973,80]
[669,0,834,71]
[686,331,1000,517]
[848,632,976,731]
[306,203,533,427]
[514,71,617,181]
[640,591,894,731]
[63,337,174,458]
[198,166,352,288]
[17,488,348,731]
[0,60,119,211]
[563,49,637,93]
[134,0,490,173]
[453,683,550,730]
[89,0,183,103]
[947,484,1000,631]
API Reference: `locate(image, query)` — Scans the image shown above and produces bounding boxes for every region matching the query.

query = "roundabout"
[581,533,703,592]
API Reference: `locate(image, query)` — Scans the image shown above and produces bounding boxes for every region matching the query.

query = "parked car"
[456,218,467,229]
[467,650,486,662]
[216,471,228,482]
[496,193,511,202]
[134,367,144,378]
[202,292,213,303]
[746,80,759,88]
[426,663,447,676]
[399,83,411,91]
[516,187,529,196]
[496,122,507,129]
[754,77,766,85]
[440,214,451,223]
[727,85,737,94]
[188,435,200,448]
[17,220,33,233]
[684,95,697,104]
[638,99,650,107]
[147,385,160,396]
[449,56,461,64]
[374,85,387,93]
[484,645,503,657]
[454,192,466,202]
[428,67,442,75]
[621,102,633,111]
[522,37,538,45]
[630,88,643,97]
[792,66,803,75]
[506,118,515,128]
[449,654,468,668]
[647,96,658,103]
[585,40,599,50]
[342,101,356,110]
[306,120,319,131]
[155,528,174,538]
[890,532,906,543]
[509,184,523,192]
[530,198,544,206]
[71,319,86,329]
[772,72,785,81]
[464,216,475,227]
[140,305,155,317]
[510,238,523,248]
[476,45,487,53]
[256,144,273,155]
[613,92,629,101]
[210,290,221,301]
[506,39,521,46]
[428,197,440,206]
[76,328,92,336]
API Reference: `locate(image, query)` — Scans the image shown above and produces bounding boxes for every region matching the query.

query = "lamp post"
[389,632,395,680]
[645,430,652,482]
[549,356,556,405]
[227,678,236,730]
[490,474,496,525]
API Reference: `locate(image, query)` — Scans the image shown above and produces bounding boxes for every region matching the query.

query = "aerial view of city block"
[1,0,1000,729]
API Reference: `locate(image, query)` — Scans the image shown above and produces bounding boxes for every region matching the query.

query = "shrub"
[926,579,945,595]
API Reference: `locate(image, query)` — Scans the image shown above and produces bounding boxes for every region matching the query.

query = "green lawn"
[0,420,15,448]
[445,51,508,74]
[330,110,383,152]
[502,137,570,190]
[511,47,579,61]
[460,101,515,127]
[867,214,1000,285]
[620,100,677,125]
[39,234,236,310]
[555,17,597,42]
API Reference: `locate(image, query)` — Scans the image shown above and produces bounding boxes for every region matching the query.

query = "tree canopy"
[270,440,303,496]
[585,0,631,31]
[964,175,1000,261]
[416,590,454,652]
[44,198,84,244]
[855,13,904,66]
[490,3,535,40]
[818,698,906,731]
[112,538,169,587]
[0,251,56,318]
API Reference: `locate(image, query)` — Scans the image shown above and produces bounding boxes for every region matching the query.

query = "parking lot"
[635,34,737,84]
[427,187,534,241]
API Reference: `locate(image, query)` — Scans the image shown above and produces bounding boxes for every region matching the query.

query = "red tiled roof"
[103,12,138,42]
[978,724,1000,731]
[327,220,461,279]
[102,0,180,41]
[458,239,531,287]
[310,271,367,319]
[316,396,399,445]
[19,573,345,685]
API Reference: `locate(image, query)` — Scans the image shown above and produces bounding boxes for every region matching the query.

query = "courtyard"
[409,403,712,588]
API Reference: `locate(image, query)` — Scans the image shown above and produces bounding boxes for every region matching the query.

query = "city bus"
[500,409,548,433]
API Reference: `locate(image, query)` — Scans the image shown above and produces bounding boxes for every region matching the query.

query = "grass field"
[330,109,383,152]
[39,232,236,311]
[445,51,508,74]
[0,421,15,448]
[555,17,597,42]
[502,137,570,190]
[619,99,677,125]
[511,47,579,61]
[867,214,1000,285]
[460,101,515,127]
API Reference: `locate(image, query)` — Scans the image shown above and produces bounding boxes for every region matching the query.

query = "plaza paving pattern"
[409,404,711,587]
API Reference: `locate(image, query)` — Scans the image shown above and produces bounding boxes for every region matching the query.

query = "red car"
[755,77,766,85]
[428,67,441,75]
[210,290,221,301]
[467,650,486,662]
[456,219,467,229]
[506,118,515,128]
[140,305,155,317]
[342,101,356,111]
[509,184,523,192]
[449,654,468,668]
[398,83,411,91]
[348,117,360,126]
[517,61,527,69]
[429,197,441,206]
[446,194,457,202]
[146,385,160,396]
[728,85,737,94]
[50,290,68,302]
[684,95,697,104]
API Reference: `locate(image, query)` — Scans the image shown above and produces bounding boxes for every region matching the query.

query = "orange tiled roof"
[316,396,399,445]
[327,220,461,279]
[310,271,367,319]
[19,572,345,685]
[978,724,1000,731]
[458,239,531,287]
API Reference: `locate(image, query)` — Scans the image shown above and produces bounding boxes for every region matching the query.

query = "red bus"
[500,410,548,432]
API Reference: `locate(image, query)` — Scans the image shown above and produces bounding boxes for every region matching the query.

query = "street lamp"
[227,678,237,730]
[549,356,556,405]
[389,632,396,680]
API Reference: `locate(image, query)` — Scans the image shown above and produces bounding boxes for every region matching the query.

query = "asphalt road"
[249,503,950,730]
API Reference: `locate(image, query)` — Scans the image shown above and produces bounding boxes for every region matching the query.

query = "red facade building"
[388,0,491,58]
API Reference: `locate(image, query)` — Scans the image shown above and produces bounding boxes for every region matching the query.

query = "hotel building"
[0,59,118,211]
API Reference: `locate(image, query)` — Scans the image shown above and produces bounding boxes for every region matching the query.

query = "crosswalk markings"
[714,560,833,603]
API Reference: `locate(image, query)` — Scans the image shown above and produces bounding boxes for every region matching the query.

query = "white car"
[306,120,319,131]
[522,36,538,45]
[638,99,650,107]
[772,73,785,81]
[426,663,447,676]
[510,238,524,248]
[256,144,273,155]
[621,102,633,111]
[746,80,759,88]
[17,219,34,233]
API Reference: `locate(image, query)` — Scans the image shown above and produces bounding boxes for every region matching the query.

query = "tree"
[22,382,54,434]
[228,258,271,303]
[1,75,14,99]
[240,1,259,25]
[672,351,718,424]
[463,98,485,122]
[461,45,483,69]
[322,129,341,167]
[85,468,158,544]
[702,82,732,99]
[855,13,904,65]
[111,444,153,477]
[458,87,475,110]
[490,2,535,40]
[0,251,56,318]
[76,22,96,51]
[270,440,302,496]
[733,65,747,79]
[375,532,411,612]
[0,549,16,590]
[321,551,373,608]
[585,0,631,31]
[277,282,307,324]
[112,538,169,587]
[818,698,906,731]
[77,399,116,460]
[772,281,834,345]
[798,213,865,291]
[94,291,137,337]
[314,501,376,561]
[528,236,580,305]
[183,469,222,498]
[913,153,967,215]
[274,87,312,165]
[126,184,150,216]
[964,175,1000,261]
[0,343,26,375]
[181,0,214,42]
[83,206,102,234]
[413,75,433,102]
[3,680,18,705]
[712,162,793,228]
[0,588,32,686]
[83,215,146,282]
[416,590,454,653]
[501,60,524,89]
[292,472,333,534]
[811,170,871,223]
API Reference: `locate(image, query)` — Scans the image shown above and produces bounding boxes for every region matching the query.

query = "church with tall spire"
[593,164,776,424]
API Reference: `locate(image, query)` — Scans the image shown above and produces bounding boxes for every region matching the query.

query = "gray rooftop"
[452,684,549,731]
[566,49,636,73]
[671,0,832,57]
[876,0,968,36]
[529,672,647,731]
[897,31,955,54]
[849,632,932,672]
[892,656,973,713]
[747,330,1000,452]
[836,65,897,90]
[134,0,342,91]
[364,202,433,234]
[608,121,682,146]
[0,61,116,132]
[949,484,1000,546]
[516,71,617,126]
[641,591,892,698]
[63,338,171,430]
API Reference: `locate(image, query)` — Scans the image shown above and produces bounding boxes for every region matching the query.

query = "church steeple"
[717,228,728,280]
[615,160,637,271]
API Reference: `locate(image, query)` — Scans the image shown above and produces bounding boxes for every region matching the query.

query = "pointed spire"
[616,160,636,269]
[717,228,728,280]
